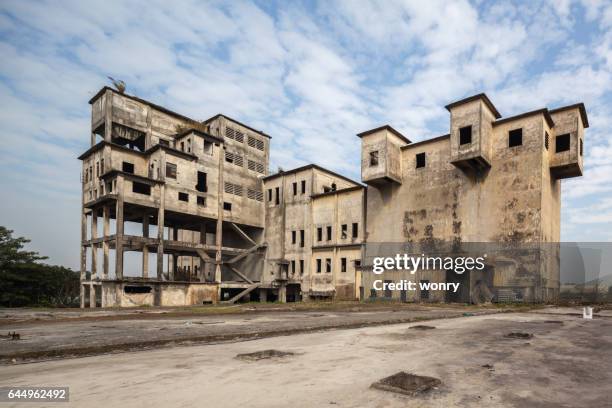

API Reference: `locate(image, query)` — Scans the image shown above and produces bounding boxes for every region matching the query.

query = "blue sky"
[1,0,612,270]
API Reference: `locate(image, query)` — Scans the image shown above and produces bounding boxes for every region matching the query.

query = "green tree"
[0,227,79,307]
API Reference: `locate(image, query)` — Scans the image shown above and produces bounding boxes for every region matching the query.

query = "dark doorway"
[400,289,407,302]
[420,280,430,300]
[446,269,471,303]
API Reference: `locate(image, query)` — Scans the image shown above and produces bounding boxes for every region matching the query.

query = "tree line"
[0,226,79,307]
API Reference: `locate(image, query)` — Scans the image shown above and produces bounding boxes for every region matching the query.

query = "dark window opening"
[122,161,134,174]
[223,202,232,211]
[352,223,358,238]
[111,123,146,152]
[275,187,280,205]
[166,163,177,179]
[267,189,272,202]
[370,151,379,166]
[355,259,361,269]
[326,226,332,241]
[301,180,306,194]
[178,192,189,202]
[416,152,426,168]
[124,285,152,294]
[326,258,332,273]
[545,132,549,150]
[341,224,347,239]
[300,230,304,247]
[292,182,297,196]
[331,183,337,191]
[509,128,523,147]
[197,196,206,207]
[580,139,583,156]
[420,280,430,300]
[180,141,185,151]
[317,227,323,242]
[291,260,296,274]
[132,182,151,195]
[196,171,207,192]
[556,133,570,152]
[384,280,392,298]
[316,259,322,273]
[159,139,169,146]
[459,125,472,145]
[341,258,347,272]
[323,185,331,193]
[292,230,296,245]
[299,260,304,275]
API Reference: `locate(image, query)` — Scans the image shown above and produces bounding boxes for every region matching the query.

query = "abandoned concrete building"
[79,87,587,307]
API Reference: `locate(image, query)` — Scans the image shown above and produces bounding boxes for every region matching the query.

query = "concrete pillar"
[278,284,287,303]
[89,284,96,308]
[170,227,178,281]
[142,214,149,279]
[199,223,207,282]
[115,180,124,280]
[91,209,98,280]
[156,185,165,280]
[103,205,110,279]
[80,285,85,308]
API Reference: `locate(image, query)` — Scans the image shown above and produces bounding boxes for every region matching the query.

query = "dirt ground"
[0,306,611,407]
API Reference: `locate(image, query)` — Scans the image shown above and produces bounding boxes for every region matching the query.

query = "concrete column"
[170,227,178,281]
[142,214,149,279]
[156,185,165,280]
[115,179,124,280]
[215,146,224,297]
[278,284,287,303]
[199,223,207,282]
[103,205,110,279]
[80,285,85,308]
[89,283,96,308]
[91,209,98,280]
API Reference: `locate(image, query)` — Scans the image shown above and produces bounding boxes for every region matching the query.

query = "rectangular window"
[317,227,323,242]
[275,187,280,205]
[100,158,104,173]
[292,230,296,245]
[301,180,306,194]
[327,226,332,241]
[292,182,297,196]
[300,230,304,247]
[180,141,185,151]
[291,260,296,274]
[580,139,583,156]
[352,223,358,238]
[326,258,331,273]
[223,202,232,211]
[96,161,99,177]
[341,258,347,273]
[369,151,379,166]
[299,259,304,275]
[416,152,426,168]
[196,171,207,192]
[122,161,134,174]
[204,140,213,155]
[509,128,523,147]
[132,182,151,195]
[316,259,322,273]
[355,259,361,269]
[556,133,570,152]
[341,224,347,239]
[166,163,177,179]
[459,125,472,145]
[267,189,272,202]
[545,132,549,150]
[178,192,189,202]
[197,196,206,207]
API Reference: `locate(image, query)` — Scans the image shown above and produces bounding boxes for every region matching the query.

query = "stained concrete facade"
[79,88,587,307]
[359,94,588,303]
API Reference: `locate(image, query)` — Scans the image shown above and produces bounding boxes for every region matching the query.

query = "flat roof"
[549,103,589,128]
[175,128,224,144]
[262,164,362,186]
[400,134,450,150]
[445,93,501,119]
[356,125,411,145]
[493,108,555,128]
[203,113,271,139]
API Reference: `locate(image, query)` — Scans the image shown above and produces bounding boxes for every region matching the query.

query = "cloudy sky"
[1,0,612,269]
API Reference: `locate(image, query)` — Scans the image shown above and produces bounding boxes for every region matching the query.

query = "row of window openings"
[225,127,265,151]
[368,129,583,170]
[315,258,353,273]
[160,138,214,156]
[291,223,359,246]
[289,259,305,275]
[225,152,265,174]
[267,180,313,205]
[459,126,582,155]
[84,158,105,183]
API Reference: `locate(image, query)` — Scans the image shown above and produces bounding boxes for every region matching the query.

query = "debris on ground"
[235,349,295,361]
[505,332,533,339]
[371,371,441,396]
